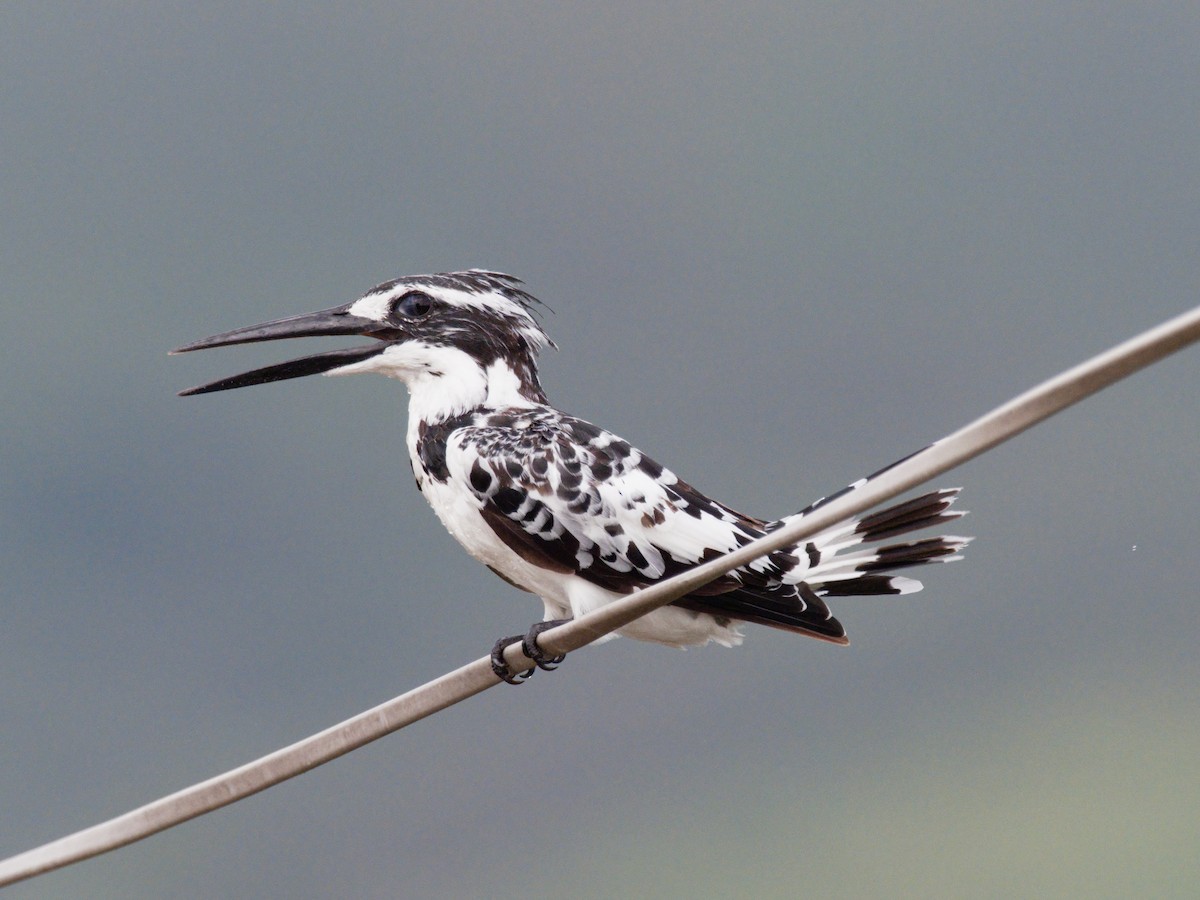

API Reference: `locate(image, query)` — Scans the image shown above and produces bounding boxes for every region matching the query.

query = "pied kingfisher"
[175,270,970,682]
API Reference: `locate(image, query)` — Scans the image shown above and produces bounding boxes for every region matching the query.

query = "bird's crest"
[357,269,556,354]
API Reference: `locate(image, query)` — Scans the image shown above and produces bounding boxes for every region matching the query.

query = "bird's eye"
[394,291,434,319]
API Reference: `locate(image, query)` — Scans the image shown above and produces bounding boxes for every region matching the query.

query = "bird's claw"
[491,635,534,684]
[523,623,568,671]
[490,618,572,684]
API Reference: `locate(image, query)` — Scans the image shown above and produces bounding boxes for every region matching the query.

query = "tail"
[673,486,970,645]
[784,487,971,599]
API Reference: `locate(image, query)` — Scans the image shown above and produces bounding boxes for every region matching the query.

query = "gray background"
[3,4,1198,897]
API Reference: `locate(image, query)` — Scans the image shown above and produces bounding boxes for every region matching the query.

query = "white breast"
[415,460,576,616]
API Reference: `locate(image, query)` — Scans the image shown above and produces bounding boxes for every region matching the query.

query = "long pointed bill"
[171,306,375,353]
[173,305,395,396]
[178,344,388,396]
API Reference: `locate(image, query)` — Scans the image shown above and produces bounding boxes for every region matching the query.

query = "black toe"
[522,618,572,671]
[489,619,573,683]
[490,635,533,684]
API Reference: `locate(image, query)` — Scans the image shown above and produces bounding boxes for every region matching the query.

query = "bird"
[174,270,970,682]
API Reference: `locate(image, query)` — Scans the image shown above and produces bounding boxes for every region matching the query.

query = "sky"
[2,3,1198,897]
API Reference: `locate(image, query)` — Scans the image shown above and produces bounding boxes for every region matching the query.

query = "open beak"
[172,304,391,396]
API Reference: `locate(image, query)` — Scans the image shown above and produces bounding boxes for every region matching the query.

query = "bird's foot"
[490,618,572,684]
[490,635,533,684]
[522,618,570,670]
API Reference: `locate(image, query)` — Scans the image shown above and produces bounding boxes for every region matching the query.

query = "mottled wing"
[443,410,845,638]
[447,412,739,587]
[442,410,969,645]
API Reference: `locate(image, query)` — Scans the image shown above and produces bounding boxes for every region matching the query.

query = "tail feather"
[820,574,923,597]
[677,486,970,645]
[793,487,970,599]
[674,583,849,645]
[855,489,966,541]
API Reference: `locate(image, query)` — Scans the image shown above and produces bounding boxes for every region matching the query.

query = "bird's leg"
[489,618,573,684]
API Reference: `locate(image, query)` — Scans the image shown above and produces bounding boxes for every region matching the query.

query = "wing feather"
[441,410,847,639]
[437,409,967,645]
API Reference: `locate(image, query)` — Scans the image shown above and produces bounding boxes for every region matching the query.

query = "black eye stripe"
[393,291,434,319]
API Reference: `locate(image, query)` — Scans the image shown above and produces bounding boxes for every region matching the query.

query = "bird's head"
[174,270,555,406]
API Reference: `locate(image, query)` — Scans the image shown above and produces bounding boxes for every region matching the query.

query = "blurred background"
[2,3,1198,897]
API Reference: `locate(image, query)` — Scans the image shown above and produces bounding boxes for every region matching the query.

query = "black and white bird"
[175,270,970,682]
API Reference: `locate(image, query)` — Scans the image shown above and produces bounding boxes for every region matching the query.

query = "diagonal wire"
[2,303,1199,888]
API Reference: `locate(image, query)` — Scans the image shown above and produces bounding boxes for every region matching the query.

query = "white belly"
[419,474,574,618]
[418,475,744,648]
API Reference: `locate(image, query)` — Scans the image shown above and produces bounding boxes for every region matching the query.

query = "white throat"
[328,340,541,427]
[405,349,490,426]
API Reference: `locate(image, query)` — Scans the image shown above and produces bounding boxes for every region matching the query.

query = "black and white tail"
[792,487,970,600]
[674,487,969,646]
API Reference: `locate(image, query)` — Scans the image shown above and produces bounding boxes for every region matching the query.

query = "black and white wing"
[441,409,969,644]
[441,410,846,641]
